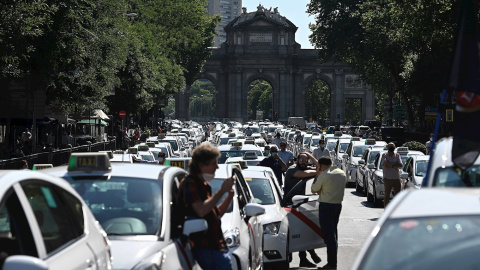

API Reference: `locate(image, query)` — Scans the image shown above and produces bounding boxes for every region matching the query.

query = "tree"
[307,0,459,128]
[305,80,330,123]
[248,80,272,120]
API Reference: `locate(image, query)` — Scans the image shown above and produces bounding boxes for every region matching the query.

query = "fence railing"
[0,140,117,170]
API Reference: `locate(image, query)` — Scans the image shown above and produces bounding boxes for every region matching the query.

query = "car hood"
[110,239,167,270]
[259,204,284,224]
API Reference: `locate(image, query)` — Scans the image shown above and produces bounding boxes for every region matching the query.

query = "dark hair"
[318,156,332,166]
[189,142,220,174]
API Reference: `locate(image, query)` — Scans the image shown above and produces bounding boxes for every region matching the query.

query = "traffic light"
[378,111,383,118]
[274,111,278,120]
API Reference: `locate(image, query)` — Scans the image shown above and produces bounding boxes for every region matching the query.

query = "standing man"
[382,142,403,208]
[272,132,286,148]
[157,151,166,165]
[312,125,321,133]
[258,146,286,187]
[284,152,322,267]
[278,141,294,169]
[311,156,347,270]
[245,126,253,136]
[425,133,434,154]
[178,143,236,270]
[313,139,331,160]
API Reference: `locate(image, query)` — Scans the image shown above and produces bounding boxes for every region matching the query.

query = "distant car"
[352,188,480,269]
[0,170,112,270]
[400,155,430,190]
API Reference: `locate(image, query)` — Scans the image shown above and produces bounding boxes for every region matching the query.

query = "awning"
[77,119,109,126]
[92,109,110,120]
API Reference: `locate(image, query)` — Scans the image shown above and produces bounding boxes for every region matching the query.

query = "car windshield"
[219,150,263,164]
[359,216,480,270]
[288,133,296,140]
[311,138,320,146]
[353,146,369,157]
[159,140,178,151]
[140,154,154,161]
[339,143,349,153]
[415,160,428,177]
[433,166,480,187]
[327,141,337,151]
[246,178,275,205]
[303,137,311,145]
[69,177,162,235]
[219,137,233,145]
[210,179,233,212]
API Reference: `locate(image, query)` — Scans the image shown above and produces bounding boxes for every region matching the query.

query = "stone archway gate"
[175,5,374,124]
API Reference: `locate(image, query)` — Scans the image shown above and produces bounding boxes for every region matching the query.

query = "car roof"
[242,169,268,179]
[214,164,240,179]
[388,188,480,219]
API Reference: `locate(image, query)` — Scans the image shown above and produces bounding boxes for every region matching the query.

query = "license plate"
[170,161,185,169]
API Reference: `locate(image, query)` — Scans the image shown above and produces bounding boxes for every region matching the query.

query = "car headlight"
[132,251,164,270]
[263,222,281,235]
[224,228,240,248]
[377,176,383,184]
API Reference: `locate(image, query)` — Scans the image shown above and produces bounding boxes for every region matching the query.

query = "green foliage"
[402,141,427,154]
[0,0,219,118]
[248,80,272,120]
[190,80,215,118]
[307,0,459,128]
[305,80,330,123]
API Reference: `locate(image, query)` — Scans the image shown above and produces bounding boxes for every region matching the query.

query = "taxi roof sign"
[68,153,112,173]
[228,132,236,137]
[158,133,166,139]
[146,142,156,148]
[396,147,409,153]
[32,164,53,171]
[113,150,124,154]
[244,140,255,145]
[334,131,343,137]
[365,139,376,145]
[138,145,150,151]
[231,141,243,148]
[243,151,258,159]
[127,147,138,154]
[351,137,361,141]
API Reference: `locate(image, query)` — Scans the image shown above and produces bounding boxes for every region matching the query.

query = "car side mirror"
[358,160,365,165]
[3,255,48,270]
[367,164,375,169]
[342,154,348,159]
[400,172,409,179]
[183,219,208,236]
[245,203,265,217]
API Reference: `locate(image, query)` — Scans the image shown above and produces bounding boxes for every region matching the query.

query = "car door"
[14,180,98,270]
[235,169,263,268]
[283,178,325,253]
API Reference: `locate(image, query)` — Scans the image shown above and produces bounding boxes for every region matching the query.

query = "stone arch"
[195,72,218,92]
[244,74,276,121]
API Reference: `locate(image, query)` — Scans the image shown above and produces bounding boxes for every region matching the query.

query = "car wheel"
[363,179,368,196]
[355,178,362,193]
[367,182,373,203]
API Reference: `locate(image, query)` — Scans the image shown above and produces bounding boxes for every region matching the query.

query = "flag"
[450,0,480,170]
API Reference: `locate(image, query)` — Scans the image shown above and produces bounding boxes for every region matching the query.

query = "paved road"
[289,186,385,270]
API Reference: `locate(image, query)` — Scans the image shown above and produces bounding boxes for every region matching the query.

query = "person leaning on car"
[382,142,403,208]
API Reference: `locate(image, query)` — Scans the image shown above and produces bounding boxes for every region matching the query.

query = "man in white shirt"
[313,139,331,160]
[278,141,294,169]
[272,133,286,147]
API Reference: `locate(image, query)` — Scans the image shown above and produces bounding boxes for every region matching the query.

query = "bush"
[401,141,426,154]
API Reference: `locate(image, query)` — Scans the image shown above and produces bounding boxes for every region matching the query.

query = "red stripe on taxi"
[283,207,324,238]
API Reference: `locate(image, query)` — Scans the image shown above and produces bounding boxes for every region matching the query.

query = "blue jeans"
[193,248,232,270]
[318,202,342,266]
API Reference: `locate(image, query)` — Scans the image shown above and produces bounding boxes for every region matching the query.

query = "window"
[22,181,84,254]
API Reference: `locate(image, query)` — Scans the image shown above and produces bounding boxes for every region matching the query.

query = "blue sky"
[243,0,315,49]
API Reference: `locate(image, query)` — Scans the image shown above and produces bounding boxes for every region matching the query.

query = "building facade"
[207,0,242,47]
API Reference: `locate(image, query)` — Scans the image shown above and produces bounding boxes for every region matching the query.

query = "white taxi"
[44,153,207,270]
[400,155,430,190]
[355,148,383,196]
[0,170,112,270]
[342,139,371,186]
[352,188,480,269]
[242,168,289,269]
[424,136,480,187]
[210,164,265,270]
[218,142,263,164]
